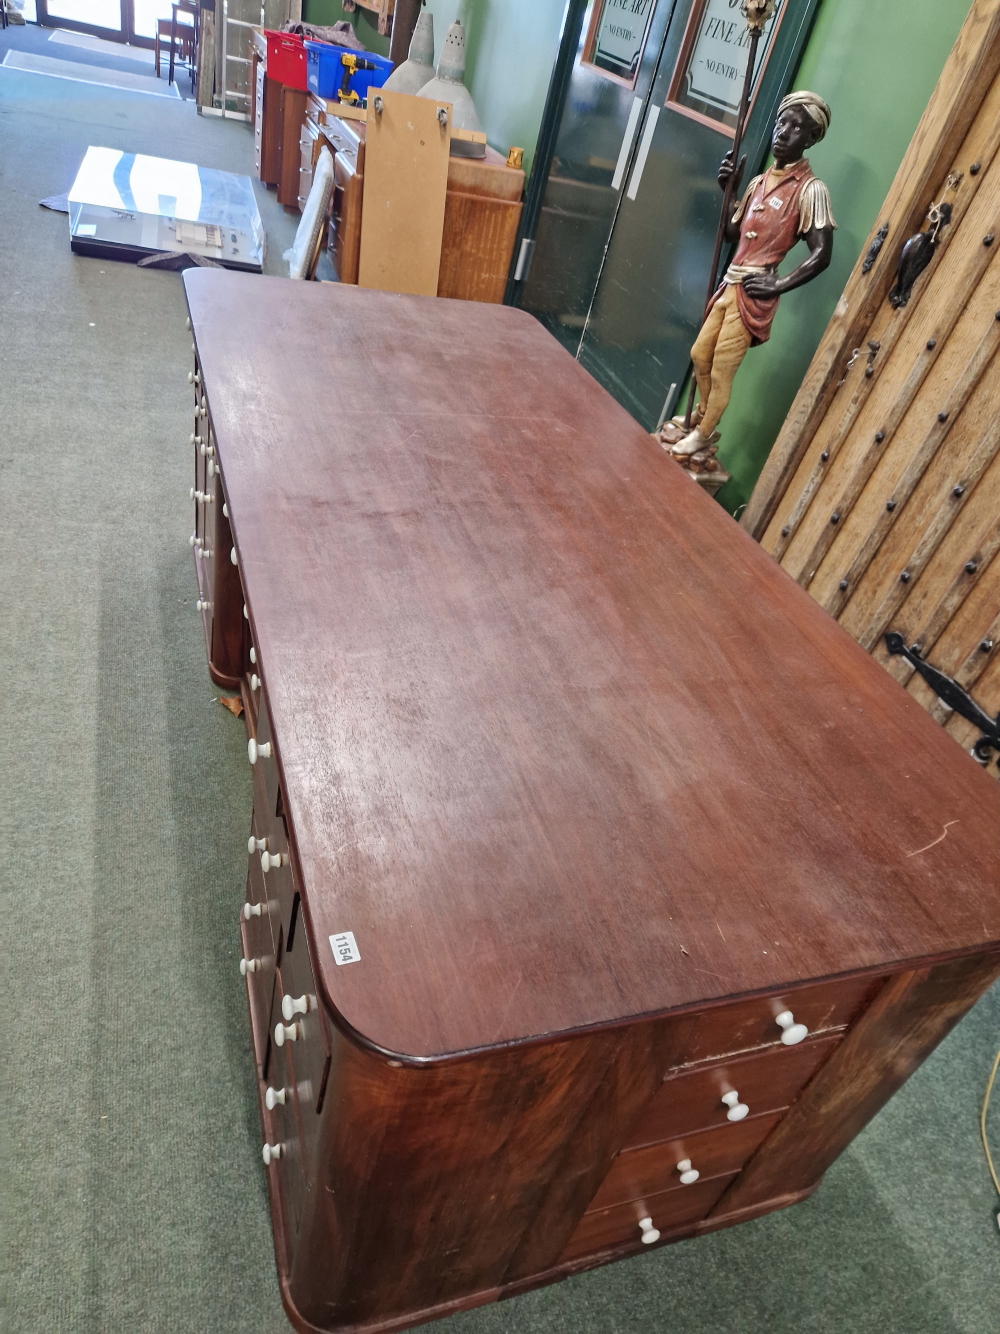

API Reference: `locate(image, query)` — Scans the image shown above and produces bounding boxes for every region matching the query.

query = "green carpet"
[1,42,997,1334]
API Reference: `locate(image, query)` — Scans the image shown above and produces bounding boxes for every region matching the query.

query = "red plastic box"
[264,30,308,90]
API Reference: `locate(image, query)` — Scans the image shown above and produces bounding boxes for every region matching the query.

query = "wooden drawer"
[591,1111,781,1212]
[252,803,297,949]
[264,968,308,1239]
[669,974,882,1068]
[249,687,282,821]
[239,853,278,1078]
[562,1173,735,1262]
[275,921,331,1171]
[625,1032,840,1151]
[246,814,281,953]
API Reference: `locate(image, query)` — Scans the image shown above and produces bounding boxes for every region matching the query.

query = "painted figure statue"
[669,90,835,467]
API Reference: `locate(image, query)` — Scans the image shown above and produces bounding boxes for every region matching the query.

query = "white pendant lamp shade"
[416,20,484,153]
[382,11,434,95]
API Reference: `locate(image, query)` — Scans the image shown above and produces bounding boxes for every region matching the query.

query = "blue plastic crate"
[304,43,394,103]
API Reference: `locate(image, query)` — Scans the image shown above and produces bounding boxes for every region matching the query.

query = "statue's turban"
[778,90,831,139]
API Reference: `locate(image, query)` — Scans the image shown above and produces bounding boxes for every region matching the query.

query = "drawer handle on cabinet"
[265,1086,287,1110]
[187,370,201,385]
[776,1010,809,1045]
[189,434,202,446]
[243,901,263,919]
[188,532,201,549]
[243,604,249,620]
[196,599,210,611]
[200,441,214,457]
[677,1159,700,1185]
[230,546,238,566]
[249,647,257,664]
[638,1217,660,1245]
[721,1091,749,1121]
[248,738,272,764]
[239,956,259,975]
[282,993,313,1021]
[262,1142,283,1164]
[250,674,260,692]
[248,835,269,854]
[261,851,287,873]
[274,1021,301,1046]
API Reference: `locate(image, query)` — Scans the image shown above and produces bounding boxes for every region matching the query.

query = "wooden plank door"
[743,0,1000,775]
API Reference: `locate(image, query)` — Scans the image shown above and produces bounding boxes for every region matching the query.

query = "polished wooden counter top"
[184,270,1000,1063]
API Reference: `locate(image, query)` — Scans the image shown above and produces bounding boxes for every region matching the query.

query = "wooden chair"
[169,2,199,90]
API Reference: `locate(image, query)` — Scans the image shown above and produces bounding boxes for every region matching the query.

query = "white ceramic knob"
[282,994,311,1021]
[274,1021,300,1046]
[222,503,228,517]
[262,1142,282,1164]
[638,1216,660,1245]
[200,396,207,409]
[249,647,256,664]
[239,957,258,975]
[243,604,249,620]
[250,674,260,692]
[265,1086,286,1110]
[188,532,199,548]
[207,459,215,477]
[776,1011,808,1045]
[196,599,210,611]
[190,340,195,351]
[248,835,268,854]
[203,491,213,504]
[186,317,191,330]
[677,1159,700,1185]
[230,546,238,566]
[201,547,212,560]
[247,738,271,765]
[243,901,262,919]
[189,433,198,446]
[187,370,195,384]
[261,850,287,873]
[722,1091,749,1121]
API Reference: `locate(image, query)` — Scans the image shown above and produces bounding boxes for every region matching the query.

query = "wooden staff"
[683,7,768,431]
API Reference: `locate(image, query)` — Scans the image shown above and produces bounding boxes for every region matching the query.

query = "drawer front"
[561,1174,735,1262]
[625,1032,840,1150]
[275,922,331,1173]
[255,806,297,950]
[249,687,282,821]
[246,815,281,953]
[238,893,277,1079]
[264,970,307,1240]
[670,974,882,1067]
[591,1111,781,1212]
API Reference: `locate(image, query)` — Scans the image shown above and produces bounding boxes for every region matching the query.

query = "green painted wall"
[302,1,392,56]
[713,0,970,515]
[304,0,568,175]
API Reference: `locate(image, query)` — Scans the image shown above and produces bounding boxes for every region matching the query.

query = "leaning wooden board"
[744,0,1000,773]
[184,271,1000,1334]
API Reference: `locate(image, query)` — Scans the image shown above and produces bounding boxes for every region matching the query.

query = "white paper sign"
[680,0,782,121]
[330,931,361,965]
[593,0,654,79]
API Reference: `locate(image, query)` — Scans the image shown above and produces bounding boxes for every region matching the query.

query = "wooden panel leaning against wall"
[743,0,1000,777]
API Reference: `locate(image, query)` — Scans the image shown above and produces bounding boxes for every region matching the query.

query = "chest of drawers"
[183,272,1000,1334]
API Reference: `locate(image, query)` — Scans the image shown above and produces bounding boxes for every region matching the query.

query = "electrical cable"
[982,1047,999,1201]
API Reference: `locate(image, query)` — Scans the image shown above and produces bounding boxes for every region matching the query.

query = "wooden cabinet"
[184,271,1000,1334]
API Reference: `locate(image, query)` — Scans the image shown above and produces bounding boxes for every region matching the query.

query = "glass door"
[517,0,679,356]
[575,0,821,427]
[37,0,127,40]
[37,0,181,49]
